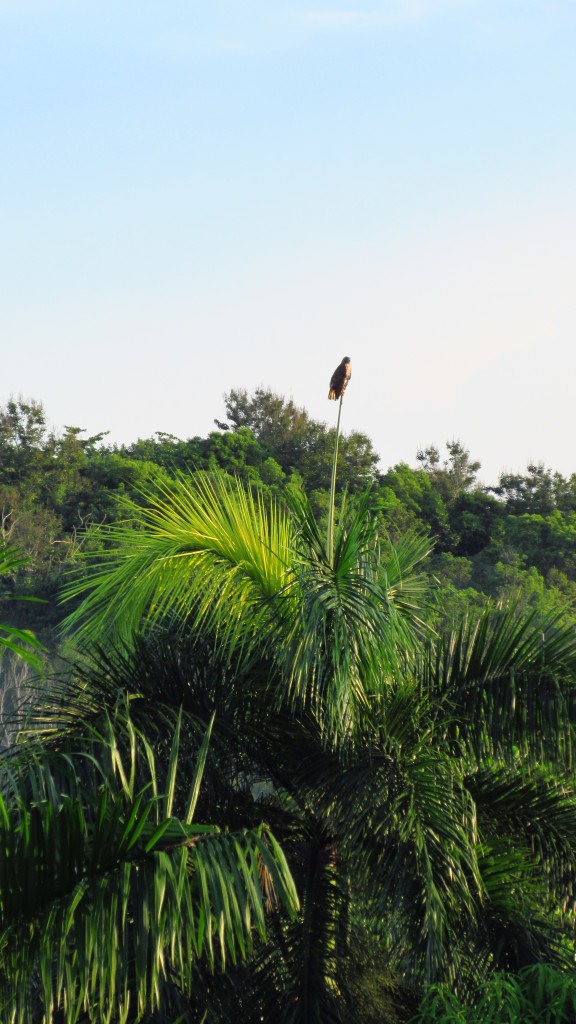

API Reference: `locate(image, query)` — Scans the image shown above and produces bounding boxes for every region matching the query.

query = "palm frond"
[61,473,293,654]
[0,707,298,1024]
[470,841,572,974]
[421,603,576,765]
[467,763,576,911]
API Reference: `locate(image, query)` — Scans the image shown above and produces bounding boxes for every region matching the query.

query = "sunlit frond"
[62,472,294,654]
[0,708,298,1024]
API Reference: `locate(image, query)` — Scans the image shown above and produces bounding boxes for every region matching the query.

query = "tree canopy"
[2,391,576,1021]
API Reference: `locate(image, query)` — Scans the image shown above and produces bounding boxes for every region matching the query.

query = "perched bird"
[328,357,351,400]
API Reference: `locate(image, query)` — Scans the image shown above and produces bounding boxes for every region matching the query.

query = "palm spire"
[327,356,352,565]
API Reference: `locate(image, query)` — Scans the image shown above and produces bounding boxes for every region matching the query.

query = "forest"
[1,391,576,1023]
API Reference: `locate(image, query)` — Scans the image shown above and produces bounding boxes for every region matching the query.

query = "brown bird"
[328,357,351,400]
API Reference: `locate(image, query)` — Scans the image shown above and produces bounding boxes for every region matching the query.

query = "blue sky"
[2,0,575,484]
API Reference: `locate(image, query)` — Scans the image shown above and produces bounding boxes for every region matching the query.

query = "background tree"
[417,439,482,502]
[224,387,379,494]
[492,463,576,515]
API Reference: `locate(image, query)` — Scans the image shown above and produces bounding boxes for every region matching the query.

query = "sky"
[1,0,575,486]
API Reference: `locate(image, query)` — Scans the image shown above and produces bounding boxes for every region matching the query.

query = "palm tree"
[6,473,576,1021]
[62,473,429,740]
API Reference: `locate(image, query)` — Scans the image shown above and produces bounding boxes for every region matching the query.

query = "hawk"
[328,357,351,400]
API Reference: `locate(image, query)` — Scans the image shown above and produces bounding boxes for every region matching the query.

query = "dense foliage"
[1,392,576,1022]
[3,392,576,642]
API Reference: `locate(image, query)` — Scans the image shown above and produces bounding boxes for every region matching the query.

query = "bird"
[328,357,351,400]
